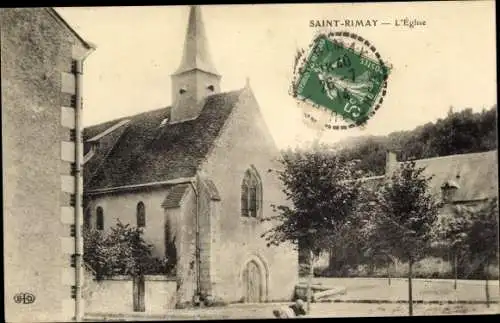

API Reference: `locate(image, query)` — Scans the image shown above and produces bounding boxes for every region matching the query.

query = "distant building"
[384,150,498,209]
[2,8,95,322]
[82,6,297,308]
[306,149,499,272]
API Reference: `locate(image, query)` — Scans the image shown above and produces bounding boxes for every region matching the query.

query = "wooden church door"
[243,261,262,303]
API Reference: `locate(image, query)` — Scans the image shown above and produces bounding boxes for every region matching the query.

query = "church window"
[137,202,146,228]
[179,88,186,94]
[159,118,169,127]
[96,206,104,230]
[241,167,262,218]
[207,85,214,92]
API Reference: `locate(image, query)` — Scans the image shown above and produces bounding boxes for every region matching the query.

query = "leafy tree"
[431,205,473,289]
[261,145,365,312]
[366,161,441,316]
[465,198,499,307]
[332,106,497,175]
[83,220,172,279]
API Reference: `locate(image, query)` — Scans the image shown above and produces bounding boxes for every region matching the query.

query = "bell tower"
[170,5,222,123]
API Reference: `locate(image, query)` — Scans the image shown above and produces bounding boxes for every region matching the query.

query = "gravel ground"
[85,302,499,321]
[84,278,499,321]
[301,277,500,302]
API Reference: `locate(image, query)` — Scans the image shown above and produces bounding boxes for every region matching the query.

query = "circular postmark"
[291,31,392,131]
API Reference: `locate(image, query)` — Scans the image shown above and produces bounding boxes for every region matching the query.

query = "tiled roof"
[83,90,243,191]
[83,120,130,187]
[363,150,498,203]
[161,184,190,209]
[203,179,221,201]
[411,150,498,202]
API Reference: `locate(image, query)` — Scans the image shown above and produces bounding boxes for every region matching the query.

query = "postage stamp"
[291,31,392,130]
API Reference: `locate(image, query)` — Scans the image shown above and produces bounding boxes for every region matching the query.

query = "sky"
[56,1,497,149]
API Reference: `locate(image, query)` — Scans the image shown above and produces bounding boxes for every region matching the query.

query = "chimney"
[385,150,398,176]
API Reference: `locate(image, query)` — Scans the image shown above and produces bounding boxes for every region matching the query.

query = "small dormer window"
[179,88,186,94]
[159,118,169,127]
[207,85,214,92]
[441,180,460,203]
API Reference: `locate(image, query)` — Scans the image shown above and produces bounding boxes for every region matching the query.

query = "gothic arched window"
[137,202,146,228]
[241,167,262,218]
[96,206,104,230]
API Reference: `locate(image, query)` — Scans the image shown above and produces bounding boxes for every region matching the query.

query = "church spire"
[170,5,222,124]
[173,5,219,76]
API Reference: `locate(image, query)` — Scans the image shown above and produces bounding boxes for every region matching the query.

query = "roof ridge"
[84,106,171,132]
[87,119,131,142]
[84,90,244,132]
[401,150,497,163]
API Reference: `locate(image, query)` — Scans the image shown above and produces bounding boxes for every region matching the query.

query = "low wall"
[145,275,177,313]
[84,276,133,314]
[83,273,177,314]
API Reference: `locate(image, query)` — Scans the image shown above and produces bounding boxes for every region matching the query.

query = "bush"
[84,220,174,278]
[413,257,452,278]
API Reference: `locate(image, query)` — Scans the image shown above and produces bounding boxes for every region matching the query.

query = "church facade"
[83,6,298,306]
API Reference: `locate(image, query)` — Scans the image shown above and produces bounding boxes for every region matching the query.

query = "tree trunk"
[408,258,413,316]
[485,260,490,308]
[306,250,314,314]
[387,262,391,286]
[453,253,457,290]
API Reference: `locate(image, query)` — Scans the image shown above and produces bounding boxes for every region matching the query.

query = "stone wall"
[199,86,298,303]
[1,8,90,322]
[83,273,176,314]
[86,187,169,258]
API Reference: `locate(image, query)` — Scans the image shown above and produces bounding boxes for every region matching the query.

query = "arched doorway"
[241,255,268,303]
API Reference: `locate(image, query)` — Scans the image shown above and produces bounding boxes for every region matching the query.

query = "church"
[83,6,298,306]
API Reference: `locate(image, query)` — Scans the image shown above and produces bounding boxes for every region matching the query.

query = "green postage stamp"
[291,31,392,130]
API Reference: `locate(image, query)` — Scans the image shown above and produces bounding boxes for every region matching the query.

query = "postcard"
[1,2,498,321]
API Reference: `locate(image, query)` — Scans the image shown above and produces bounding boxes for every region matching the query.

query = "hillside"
[334,106,497,175]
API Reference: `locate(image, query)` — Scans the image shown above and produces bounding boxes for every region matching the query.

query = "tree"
[261,146,365,313]
[466,198,499,307]
[83,220,172,279]
[431,205,473,289]
[366,161,441,316]
[332,105,497,175]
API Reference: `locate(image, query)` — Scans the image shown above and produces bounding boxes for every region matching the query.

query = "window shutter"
[241,183,249,217]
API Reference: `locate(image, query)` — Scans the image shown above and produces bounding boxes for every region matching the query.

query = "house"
[1,8,95,322]
[82,5,298,308]
[384,150,498,209]
[311,149,499,273]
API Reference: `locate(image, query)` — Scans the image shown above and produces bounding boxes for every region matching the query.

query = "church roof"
[161,184,190,209]
[173,5,219,76]
[83,89,243,191]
